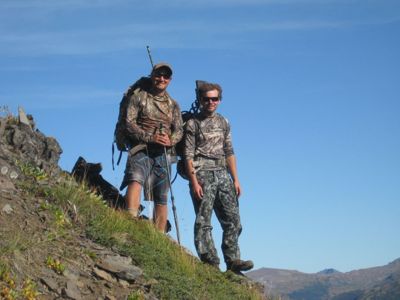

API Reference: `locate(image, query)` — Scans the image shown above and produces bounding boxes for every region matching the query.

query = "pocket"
[153,156,168,178]
[129,151,146,168]
[196,170,207,186]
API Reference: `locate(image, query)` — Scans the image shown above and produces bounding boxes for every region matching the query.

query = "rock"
[0,115,62,176]
[9,171,18,179]
[116,267,143,282]
[18,106,32,129]
[96,255,143,282]
[62,280,82,300]
[2,204,13,215]
[118,279,130,288]
[96,255,133,273]
[40,277,59,292]
[93,267,117,283]
[64,268,80,282]
[0,176,15,190]
[1,166,8,175]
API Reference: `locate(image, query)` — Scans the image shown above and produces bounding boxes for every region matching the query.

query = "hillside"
[0,111,264,300]
[247,259,400,300]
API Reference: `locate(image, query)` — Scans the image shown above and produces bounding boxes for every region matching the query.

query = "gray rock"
[9,171,18,179]
[96,255,143,282]
[0,115,62,176]
[62,280,82,300]
[64,268,81,282]
[93,267,117,283]
[40,277,59,292]
[96,255,132,273]
[2,204,13,214]
[1,166,8,175]
[118,279,130,288]
[18,106,32,129]
[116,267,143,282]
[0,176,15,191]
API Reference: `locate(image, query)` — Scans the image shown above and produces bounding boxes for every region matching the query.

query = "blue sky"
[1,0,399,273]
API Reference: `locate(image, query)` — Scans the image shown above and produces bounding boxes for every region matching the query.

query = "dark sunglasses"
[201,97,220,103]
[154,72,171,79]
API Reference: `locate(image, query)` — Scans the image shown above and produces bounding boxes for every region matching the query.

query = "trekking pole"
[159,123,181,245]
[146,45,154,68]
[146,46,181,244]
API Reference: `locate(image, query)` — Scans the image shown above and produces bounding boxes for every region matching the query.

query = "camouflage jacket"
[124,88,183,152]
[184,112,234,161]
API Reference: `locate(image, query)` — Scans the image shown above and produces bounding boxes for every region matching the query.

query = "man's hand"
[233,180,241,198]
[192,181,204,200]
[153,133,171,147]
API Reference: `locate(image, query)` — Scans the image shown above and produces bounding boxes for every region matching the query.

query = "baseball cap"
[152,62,173,76]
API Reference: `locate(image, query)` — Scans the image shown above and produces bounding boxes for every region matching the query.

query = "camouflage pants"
[190,168,242,266]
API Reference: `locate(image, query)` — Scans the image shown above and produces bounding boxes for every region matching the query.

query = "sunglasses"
[201,97,220,103]
[154,72,171,79]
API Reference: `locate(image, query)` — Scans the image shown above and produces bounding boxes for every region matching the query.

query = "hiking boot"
[200,254,220,269]
[227,259,254,274]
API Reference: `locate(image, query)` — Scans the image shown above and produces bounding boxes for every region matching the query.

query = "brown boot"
[227,259,254,275]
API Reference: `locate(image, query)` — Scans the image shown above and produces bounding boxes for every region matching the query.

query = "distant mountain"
[246,258,400,300]
[356,269,400,300]
[318,269,341,275]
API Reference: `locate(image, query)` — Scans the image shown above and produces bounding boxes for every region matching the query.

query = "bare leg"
[126,181,142,218]
[154,204,168,232]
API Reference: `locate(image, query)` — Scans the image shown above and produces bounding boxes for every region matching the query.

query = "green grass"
[0,231,33,259]
[18,168,265,300]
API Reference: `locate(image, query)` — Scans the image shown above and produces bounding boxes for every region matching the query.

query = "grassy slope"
[9,167,264,300]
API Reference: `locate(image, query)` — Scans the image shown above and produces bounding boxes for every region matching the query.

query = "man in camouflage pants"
[120,62,183,232]
[184,82,253,275]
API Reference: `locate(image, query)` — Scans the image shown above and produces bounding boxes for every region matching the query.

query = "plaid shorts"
[121,150,170,205]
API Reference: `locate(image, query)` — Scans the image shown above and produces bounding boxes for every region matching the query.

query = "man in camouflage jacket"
[184,82,253,274]
[120,62,183,232]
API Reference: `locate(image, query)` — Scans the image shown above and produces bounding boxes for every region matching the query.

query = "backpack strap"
[216,113,229,135]
[112,87,148,170]
[111,143,125,171]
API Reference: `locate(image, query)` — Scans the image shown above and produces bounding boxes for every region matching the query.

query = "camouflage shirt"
[124,89,183,147]
[184,113,234,160]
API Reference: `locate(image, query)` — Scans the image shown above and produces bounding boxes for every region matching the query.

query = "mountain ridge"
[247,258,400,300]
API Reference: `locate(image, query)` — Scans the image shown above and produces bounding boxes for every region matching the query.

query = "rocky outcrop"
[0,112,158,300]
[0,112,62,179]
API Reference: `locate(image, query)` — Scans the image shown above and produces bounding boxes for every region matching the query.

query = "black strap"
[117,149,123,166]
[112,143,115,170]
[112,142,124,170]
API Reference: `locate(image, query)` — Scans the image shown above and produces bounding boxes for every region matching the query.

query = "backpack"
[174,110,197,158]
[173,80,206,180]
[175,111,198,180]
[112,77,152,169]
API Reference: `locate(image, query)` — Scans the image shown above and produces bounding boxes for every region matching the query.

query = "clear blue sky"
[1,0,399,273]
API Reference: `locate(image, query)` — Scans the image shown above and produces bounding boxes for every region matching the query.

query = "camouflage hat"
[152,62,173,75]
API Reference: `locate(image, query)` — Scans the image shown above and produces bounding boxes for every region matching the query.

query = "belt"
[193,157,226,170]
[129,144,164,156]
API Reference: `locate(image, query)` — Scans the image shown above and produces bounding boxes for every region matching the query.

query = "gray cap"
[152,62,173,75]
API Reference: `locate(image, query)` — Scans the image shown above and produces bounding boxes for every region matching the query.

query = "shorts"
[121,150,170,205]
